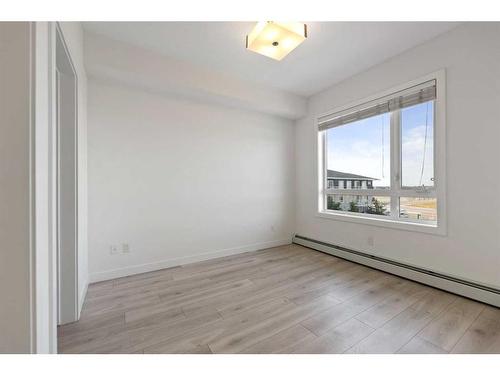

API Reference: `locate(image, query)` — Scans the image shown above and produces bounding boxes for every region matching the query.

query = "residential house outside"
[326,170,436,221]
[326,170,389,215]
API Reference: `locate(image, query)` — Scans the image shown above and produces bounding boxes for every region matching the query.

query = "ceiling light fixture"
[245,22,307,61]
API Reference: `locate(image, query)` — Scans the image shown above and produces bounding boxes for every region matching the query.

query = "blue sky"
[327,101,434,188]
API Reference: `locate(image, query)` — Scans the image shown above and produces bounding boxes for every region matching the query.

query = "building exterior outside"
[326,170,436,221]
[326,170,389,215]
[326,170,377,190]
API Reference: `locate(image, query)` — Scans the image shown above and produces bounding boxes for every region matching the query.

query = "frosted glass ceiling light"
[246,22,307,61]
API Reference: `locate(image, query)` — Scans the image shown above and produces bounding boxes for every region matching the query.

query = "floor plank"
[355,282,430,329]
[300,275,405,336]
[417,297,485,351]
[451,316,500,353]
[291,318,374,354]
[398,337,448,354]
[240,324,316,354]
[345,309,434,353]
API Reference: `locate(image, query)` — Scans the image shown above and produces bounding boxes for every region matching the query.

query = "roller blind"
[318,80,436,132]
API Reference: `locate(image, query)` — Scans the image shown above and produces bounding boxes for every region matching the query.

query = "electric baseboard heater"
[293,234,500,308]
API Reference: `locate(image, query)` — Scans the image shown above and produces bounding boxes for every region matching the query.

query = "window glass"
[399,197,437,222]
[401,101,434,188]
[327,194,390,216]
[326,113,390,190]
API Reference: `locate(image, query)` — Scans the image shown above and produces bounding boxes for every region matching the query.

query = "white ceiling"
[83,22,459,97]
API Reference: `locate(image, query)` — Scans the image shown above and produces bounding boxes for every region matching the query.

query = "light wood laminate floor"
[58,244,500,354]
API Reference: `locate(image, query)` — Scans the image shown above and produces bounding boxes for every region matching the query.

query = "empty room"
[1,2,500,370]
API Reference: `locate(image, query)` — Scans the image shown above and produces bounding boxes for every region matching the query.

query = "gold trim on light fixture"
[245,22,308,61]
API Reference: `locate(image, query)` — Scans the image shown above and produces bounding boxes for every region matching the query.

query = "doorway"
[55,26,78,325]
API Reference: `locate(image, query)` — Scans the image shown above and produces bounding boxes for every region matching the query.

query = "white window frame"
[316,70,446,235]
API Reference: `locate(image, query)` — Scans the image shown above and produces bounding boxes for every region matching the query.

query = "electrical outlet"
[110,245,119,255]
[122,243,130,253]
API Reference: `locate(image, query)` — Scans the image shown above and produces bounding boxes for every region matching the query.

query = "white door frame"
[33,21,80,352]
[54,22,79,326]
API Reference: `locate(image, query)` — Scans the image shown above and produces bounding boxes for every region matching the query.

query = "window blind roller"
[318,80,436,132]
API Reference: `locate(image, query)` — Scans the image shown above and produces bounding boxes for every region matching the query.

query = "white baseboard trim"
[89,238,292,283]
[294,235,500,308]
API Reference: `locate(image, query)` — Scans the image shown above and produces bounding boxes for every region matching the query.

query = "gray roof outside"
[327,170,378,181]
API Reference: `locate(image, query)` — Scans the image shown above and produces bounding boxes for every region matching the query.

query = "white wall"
[295,23,500,289]
[88,80,295,281]
[84,32,307,120]
[0,22,34,353]
[58,22,89,313]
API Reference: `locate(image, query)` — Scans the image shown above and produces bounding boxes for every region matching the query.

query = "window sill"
[316,210,446,236]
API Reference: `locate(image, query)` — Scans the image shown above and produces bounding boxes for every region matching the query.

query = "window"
[317,74,445,233]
